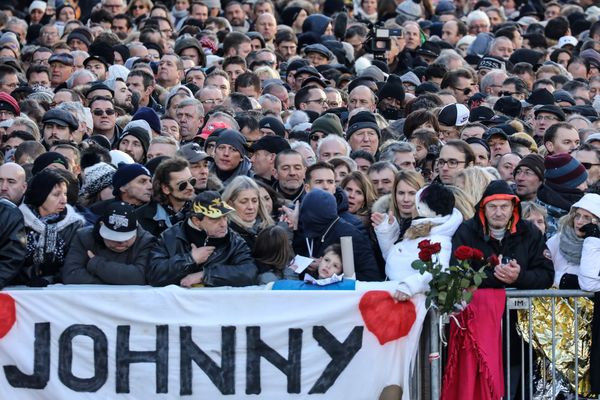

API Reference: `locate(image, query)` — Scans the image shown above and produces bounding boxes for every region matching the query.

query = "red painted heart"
[0,293,16,339]
[359,291,416,345]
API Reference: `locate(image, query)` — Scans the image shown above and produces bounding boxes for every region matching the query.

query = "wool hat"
[29,0,47,13]
[494,96,522,118]
[400,71,420,87]
[177,143,213,164]
[67,27,92,47]
[585,133,600,144]
[525,89,555,106]
[24,169,67,208]
[310,113,343,136]
[439,103,470,127]
[534,105,566,121]
[79,162,116,199]
[467,32,494,57]
[477,56,505,71]
[112,163,151,197]
[514,153,544,181]
[544,153,588,189]
[191,191,235,219]
[281,6,304,27]
[109,150,135,167]
[435,0,456,15]
[85,41,115,68]
[118,126,151,156]
[377,74,405,103]
[346,111,380,139]
[131,107,161,134]
[250,135,291,154]
[553,90,576,106]
[42,109,78,131]
[31,152,69,176]
[396,0,422,20]
[99,201,138,242]
[87,134,111,151]
[0,92,19,116]
[215,129,248,155]
[571,193,600,219]
[259,117,286,137]
[174,37,202,56]
[508,48,543,68]
[415,183,455,218]
[113,45,130,63]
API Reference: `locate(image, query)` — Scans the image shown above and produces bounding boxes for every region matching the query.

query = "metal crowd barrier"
[416,289,594,400]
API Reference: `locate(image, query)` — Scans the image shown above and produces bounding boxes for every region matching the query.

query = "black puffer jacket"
[451,181,554,289]
[146,219,257,287]
[61,226,155,284]
[0,199,26,289]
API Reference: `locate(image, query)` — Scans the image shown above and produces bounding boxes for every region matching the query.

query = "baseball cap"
[177,143,214,164]
[190,191,235,219]
[438,103,470,127]
[250,135,291,154]
[99,202,138,242]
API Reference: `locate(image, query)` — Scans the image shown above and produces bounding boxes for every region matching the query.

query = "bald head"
[348,85,376,112]
[256,12,277,41]
[0,162,27,205]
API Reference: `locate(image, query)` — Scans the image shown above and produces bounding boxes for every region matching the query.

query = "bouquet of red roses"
[412,240,489,315]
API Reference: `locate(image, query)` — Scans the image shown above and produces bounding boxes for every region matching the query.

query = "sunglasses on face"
[581,162,600,170]
[177,178,197,191]
[453,87,472,96]
[310,133,326,142]
[92,108,116,116]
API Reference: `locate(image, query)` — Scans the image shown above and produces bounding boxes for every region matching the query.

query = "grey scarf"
[559,225,584,265]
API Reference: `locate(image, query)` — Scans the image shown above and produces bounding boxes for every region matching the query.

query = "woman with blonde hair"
[128,0,153,18]
[341,171,378,229]
[455,166,495,205]
[446,185,476,220]
[222,176,274,249]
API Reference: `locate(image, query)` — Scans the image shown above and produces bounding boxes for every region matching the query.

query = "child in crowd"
[312,244,343,280]
[252,225,298,284]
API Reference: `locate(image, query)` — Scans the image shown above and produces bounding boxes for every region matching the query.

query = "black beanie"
[31,152,69,176]
[377,75,405,103]
[416,183,455,218]
[215,129,248,155]
[24,169,67,208]
[346,111,380,139]
[118,127,151,155]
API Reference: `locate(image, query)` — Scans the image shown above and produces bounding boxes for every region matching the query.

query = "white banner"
[0,284,426,399]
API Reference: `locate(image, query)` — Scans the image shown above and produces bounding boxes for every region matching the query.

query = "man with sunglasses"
[136,157,196,237]
[90,96,121,147]
[573,144,600,187]
[441,68,477,105]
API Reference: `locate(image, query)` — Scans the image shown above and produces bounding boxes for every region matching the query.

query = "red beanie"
[0,92,19,116]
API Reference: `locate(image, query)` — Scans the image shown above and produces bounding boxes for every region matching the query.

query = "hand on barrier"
[581,222,600,239]
[190,244,215,265]
[180,271,204,287]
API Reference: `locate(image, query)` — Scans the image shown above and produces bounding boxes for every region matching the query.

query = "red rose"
[454,246,474,261]
[418,240,431,250]
[419,248,433,262]
[430,243,442,254]
[472,249,484,260]
[487,254,500,266]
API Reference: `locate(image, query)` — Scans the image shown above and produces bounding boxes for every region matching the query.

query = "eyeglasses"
[452,86,472,96]
[535,115,559,122]
[201,99,223,105]
[177,178,197,191]
[436,158,466,168]
[92,108,116,116]
[132,5,146,9]
[515,168,537,177]
[310,133,326,142]
[581,162,600,170]
[305,98,327,105]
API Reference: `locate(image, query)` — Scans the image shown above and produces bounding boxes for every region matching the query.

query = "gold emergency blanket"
[517,296,594,396]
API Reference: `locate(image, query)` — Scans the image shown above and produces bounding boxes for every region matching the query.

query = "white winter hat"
[572,193,600,219]
[29,1,47,13]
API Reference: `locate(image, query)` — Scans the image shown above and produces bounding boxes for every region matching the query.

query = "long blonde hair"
[222,176,274,229]
[390,170,425,222]
[446,185,476,220]
[456,166,494,205]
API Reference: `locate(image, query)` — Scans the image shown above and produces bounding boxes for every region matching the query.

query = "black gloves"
[559,273,580,290]
[581,223,600,239]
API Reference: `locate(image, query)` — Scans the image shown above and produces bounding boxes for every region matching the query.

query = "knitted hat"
[514,153,544,181]
[378,74,405,102]
[31,152,69,176]
[310,113,343,136]
[24,169,67,208]
[215,129,248,155]
[110,150,135,167]
[79,162,116,199]
[400,71,420,87]
[85,41,115,68]
[435,0,456,15]
[67,27,92,47]
[346,111,380,139]
[259,117,286,137]
[571,193,600,219]
[131,107,161,134]
[112,163,151,197]
[477,56,505,71]
[438,103,470,127]
[250,135,291,154]
[415,183,455,218]
[396,0,422,20]
[544,153,588,189]
[494,96,522,118]
[0,92,19,116]
[281,6,304,27]
[553,90,576,106]
[29,0,47,13]
[118,126,151,156]
[113,45,130,63]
